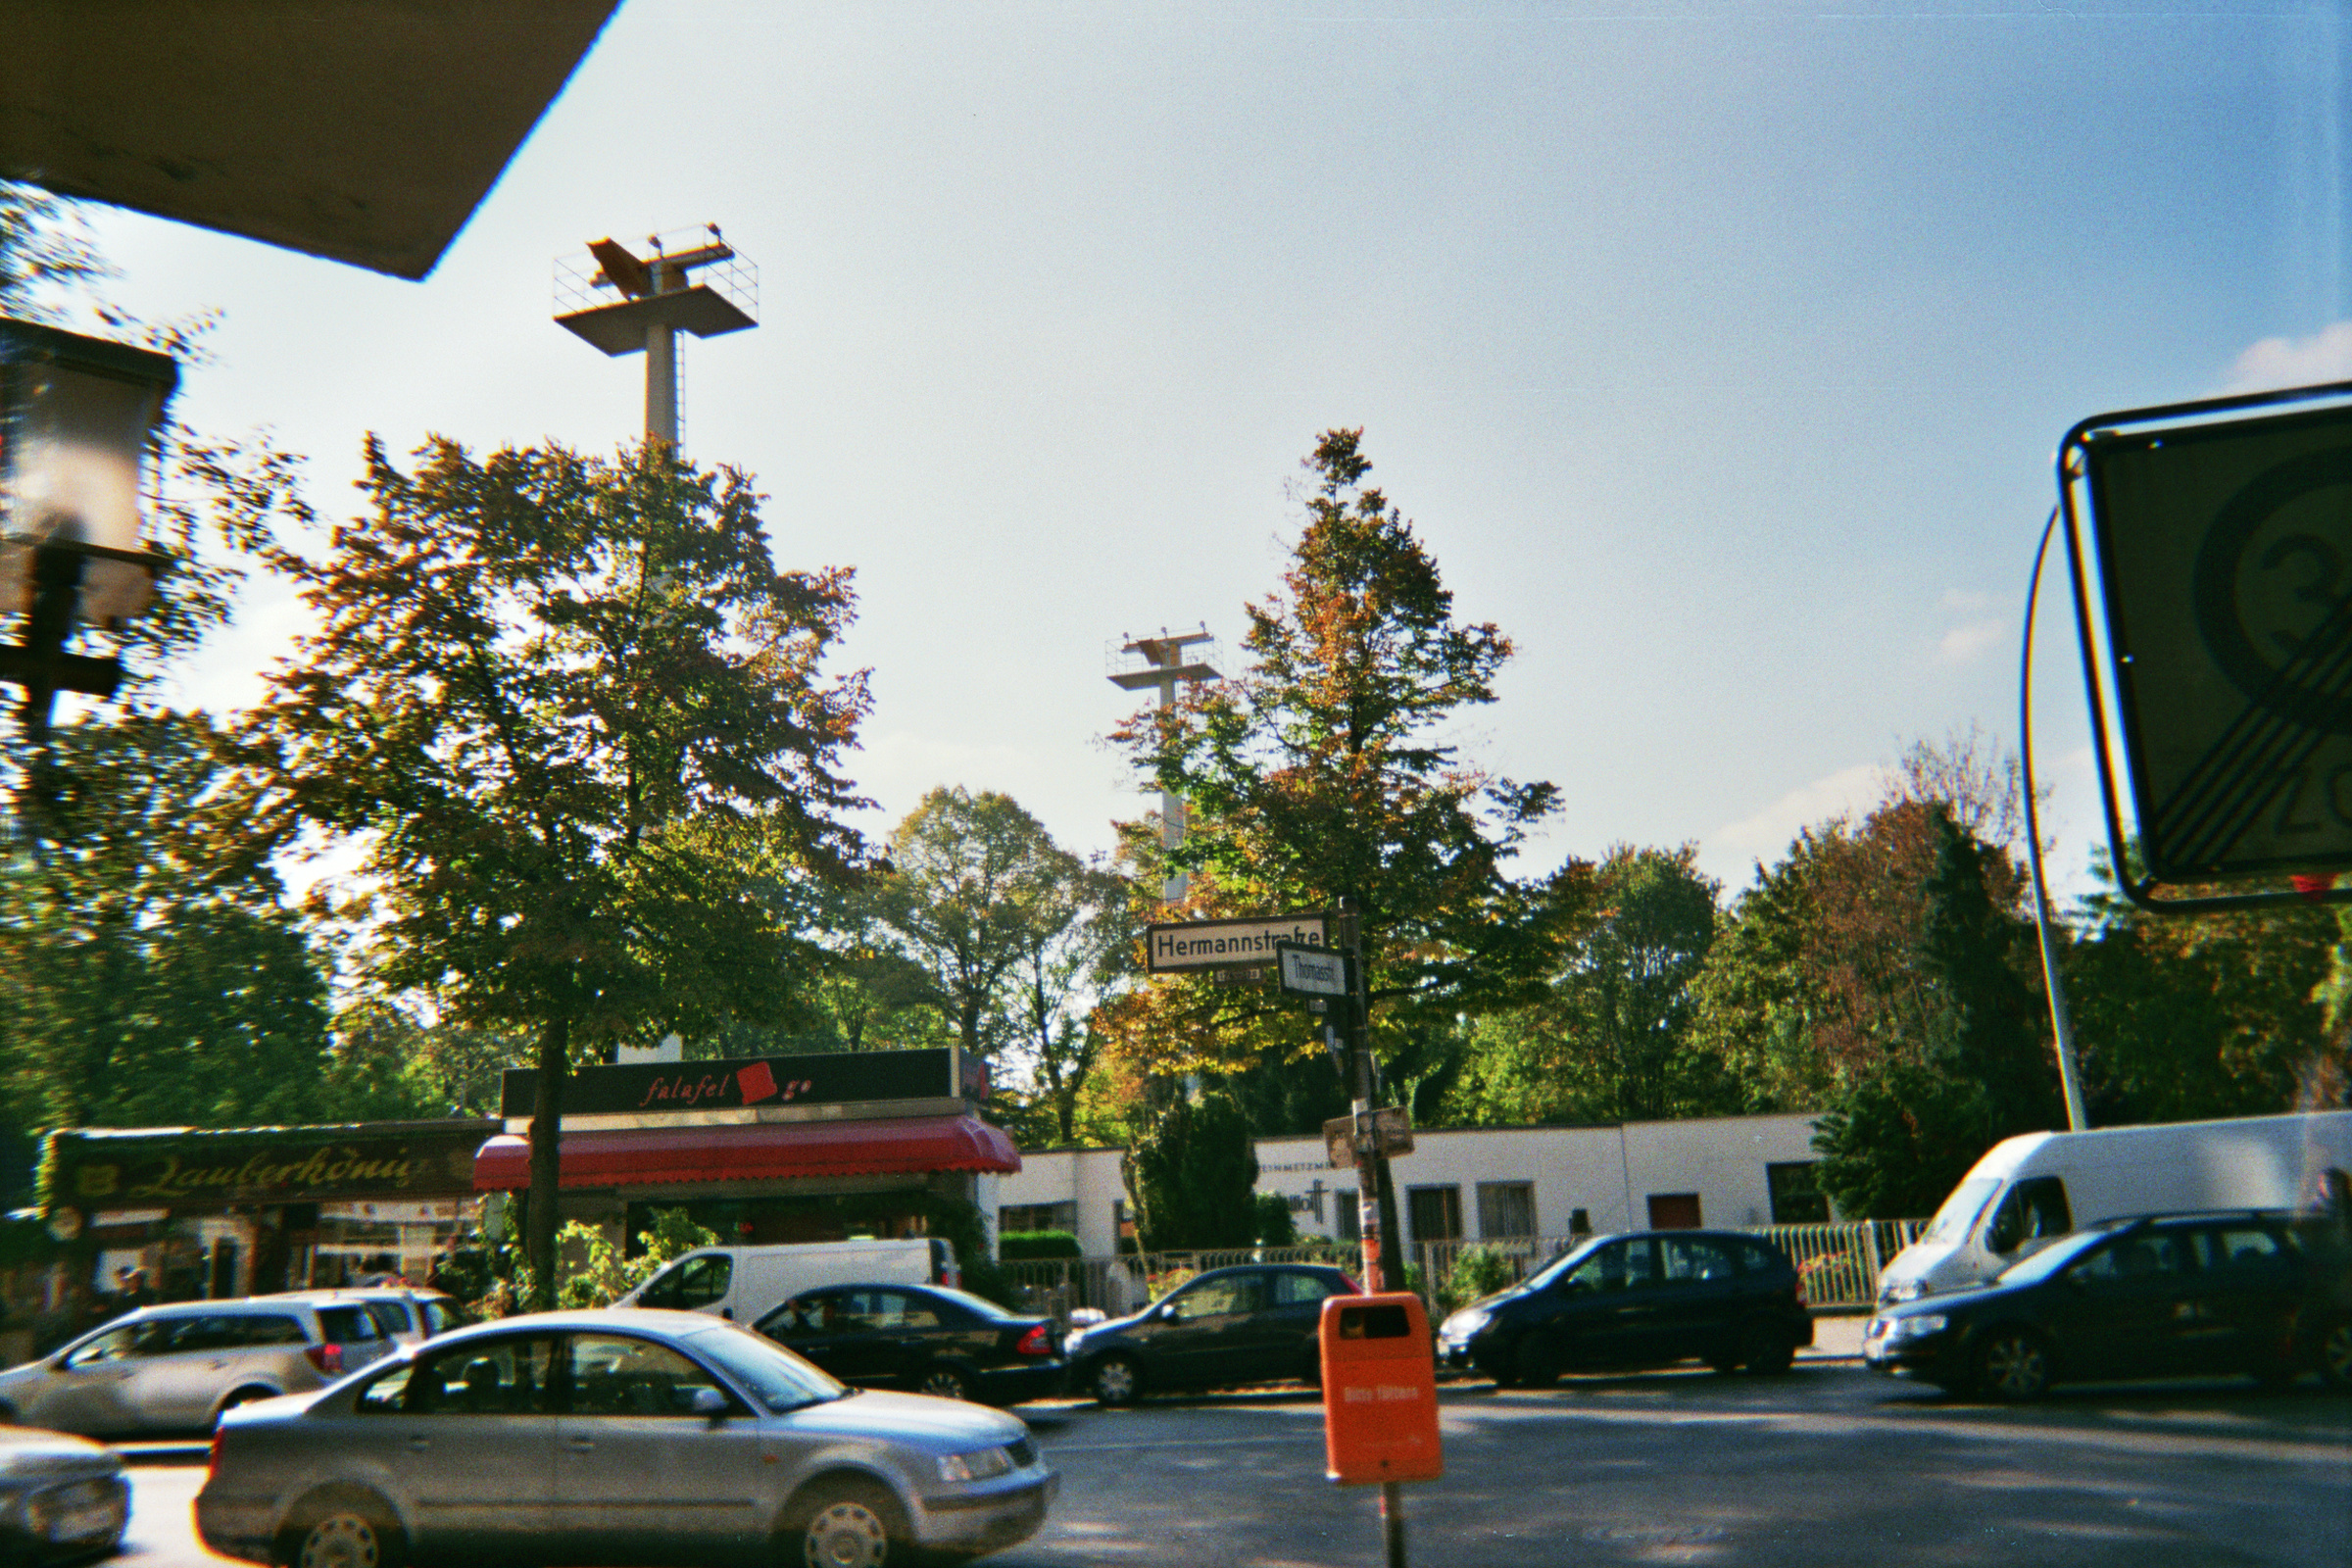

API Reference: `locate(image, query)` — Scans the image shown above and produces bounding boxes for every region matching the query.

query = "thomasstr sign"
[41,1120,495,1209]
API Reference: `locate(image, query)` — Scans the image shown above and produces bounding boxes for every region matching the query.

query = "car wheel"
[2318,1318,2352,1393]
[1513,1335,1562,1390]
[915,1364,975,1401]
[782,1477,911,1568]
[1090,1354,1143,1407]
[1974,1328,2051,1403]
[1740,1324,1794,1375]
[276,1489,405,1568]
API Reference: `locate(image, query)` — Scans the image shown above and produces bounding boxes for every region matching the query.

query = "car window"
[420,1300,469,1336]
[364,1301,414,1337]
[1921,1176,2003,1245]
[2192,1227,2290,1277]
[316,1305,385,1344]
[835,1289,941,1331]
[681,1323,845,1413]
[760,1294,835,1337]
[1737,1241,1787,1275]
[165,1315,250,1353]
[2071,1232,2193,1285]
[238,1315,308,1347]
[1662,1237,1741,1282]
[566,1333,729,1418]
[365,1335,558,1415]
[63,1322,160,1367]
[1984,1177,2073,1254]
[1273,1272,1342,1306]
[640,1253,733,1310]
[1169,1274,1265,1321]
[1559,1240,1659,1293]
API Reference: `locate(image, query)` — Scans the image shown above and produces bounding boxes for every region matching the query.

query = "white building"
[996,1113,1832,1256]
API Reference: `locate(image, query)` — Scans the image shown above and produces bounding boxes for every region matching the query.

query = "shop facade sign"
[41,1120,494,1213]
[498,1046,986,1126]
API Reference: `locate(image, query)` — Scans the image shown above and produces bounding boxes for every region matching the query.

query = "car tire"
[1973,1328,2051,1403]
[780,1476,913,1568]
[1740,1324,1794,1376]
[914,1364,975,1402]
[1513,1335,1562,1390]
[1089,1354,1144,1407]
[275,1487,406,1568]
[2318,1317,2352,1394]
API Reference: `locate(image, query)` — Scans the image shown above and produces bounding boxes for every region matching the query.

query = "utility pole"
[555,224,758,447]
[1109,626,1218,903]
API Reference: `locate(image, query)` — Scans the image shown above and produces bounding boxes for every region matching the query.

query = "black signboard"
[497,1048,976,1120]
[2079,397,2352,884]
[40,1120,497,1210]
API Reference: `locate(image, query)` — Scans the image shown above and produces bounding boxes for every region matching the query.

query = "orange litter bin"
[1319,1292,1444,1486]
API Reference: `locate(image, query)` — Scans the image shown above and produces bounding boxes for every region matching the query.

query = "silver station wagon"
[197,1306,1058,1568]
[0,1296,396,1437]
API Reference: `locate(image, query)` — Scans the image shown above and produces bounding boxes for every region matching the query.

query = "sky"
[52,0,2352,909]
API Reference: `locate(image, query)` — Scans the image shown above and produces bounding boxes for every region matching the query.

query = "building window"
[1646,1193,1702,1230]
[1335,1192,1359,1240]
[1407,1185,1463,1245]
[998,1201,1077,1236]
[1766,1161,1831,1225]
[1477,1182,1537,1239]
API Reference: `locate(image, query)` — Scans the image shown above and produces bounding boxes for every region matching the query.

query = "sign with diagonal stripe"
[2083,401,2352,882]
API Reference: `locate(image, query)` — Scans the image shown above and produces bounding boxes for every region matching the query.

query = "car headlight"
[1888,1314,1947,1340]
[1883,1278,1931,1304]
[938,1447,1016,1484]
[1443,1308,1491,1337]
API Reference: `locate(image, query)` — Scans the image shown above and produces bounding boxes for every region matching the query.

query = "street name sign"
[1145,913,1329,974]
[1277,941,1350,999]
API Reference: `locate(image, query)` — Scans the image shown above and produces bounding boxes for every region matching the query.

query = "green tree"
[240,437,869,1304]
[1120,1085,1259,1250]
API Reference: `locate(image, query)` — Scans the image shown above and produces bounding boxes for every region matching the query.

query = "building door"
[1646,1194,1702,1230]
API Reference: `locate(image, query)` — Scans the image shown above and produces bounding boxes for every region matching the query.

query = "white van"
[1876,1110,2352,1305]
[614,1238,959,1323]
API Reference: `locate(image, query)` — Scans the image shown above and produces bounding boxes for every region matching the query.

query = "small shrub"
[1441,1246,1519,1313]
[999,1230,1084,1261]
[1253,1193,1298,1247]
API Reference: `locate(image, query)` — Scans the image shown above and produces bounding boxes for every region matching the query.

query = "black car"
[1864,1209,2347,1400]
[752,1282,1066,1405]
[1436,1230,1814,1387]
[1066,1264,1360,1405]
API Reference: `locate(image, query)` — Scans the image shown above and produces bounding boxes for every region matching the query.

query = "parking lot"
[112,1342,2350,1568]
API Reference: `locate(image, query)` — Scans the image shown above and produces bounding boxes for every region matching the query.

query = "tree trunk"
[526,1015,570,1310]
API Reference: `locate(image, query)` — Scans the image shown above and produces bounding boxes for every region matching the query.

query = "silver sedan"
[195,1306,1057,1567]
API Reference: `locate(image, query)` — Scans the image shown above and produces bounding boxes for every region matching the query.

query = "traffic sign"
[1325,1107,1414,1168]
[1276,941,1350,999]
[2075,395,2352,884]
[1144,913,1329,973]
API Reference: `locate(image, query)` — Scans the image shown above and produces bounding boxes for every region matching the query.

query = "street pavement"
[110,1344,2350,1567]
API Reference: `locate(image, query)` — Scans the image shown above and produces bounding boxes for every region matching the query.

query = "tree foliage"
[238,437,869,1300]
[1119,1086,1259,1251]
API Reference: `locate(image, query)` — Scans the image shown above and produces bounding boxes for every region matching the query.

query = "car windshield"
[1991,1229,2108,1286]
[681,1323,850,1412]
[1524,1238,1607,1292]
[1921,1177,2003,1245]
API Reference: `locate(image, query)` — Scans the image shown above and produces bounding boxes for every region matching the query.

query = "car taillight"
[305,1344,343,1375]
[1015,1323,1052,1357]
[207,1430,222,1483]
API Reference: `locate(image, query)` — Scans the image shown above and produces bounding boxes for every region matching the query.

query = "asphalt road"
[111,1360,2351,1568]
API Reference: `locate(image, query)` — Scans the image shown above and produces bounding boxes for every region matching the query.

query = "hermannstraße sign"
[1145,914,1329,973]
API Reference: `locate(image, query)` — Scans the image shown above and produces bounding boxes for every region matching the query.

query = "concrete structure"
[996,1113,1832,1255]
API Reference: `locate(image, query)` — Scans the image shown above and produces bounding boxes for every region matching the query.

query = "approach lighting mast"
[554,224,757,446]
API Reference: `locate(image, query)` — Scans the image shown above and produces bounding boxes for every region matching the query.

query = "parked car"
[614,1238,961,1324]
[0,1423,127,1563]
[196,1306,1057,1568]
[754,1282,1066,1405]
[262,1286,469,1347]
[1864,1209,2348,1400]
[1437,1230,1814,1387]
[1065,1263,1359,1405]
[0,1295,397,1437]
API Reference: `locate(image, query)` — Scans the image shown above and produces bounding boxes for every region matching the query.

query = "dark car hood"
[0,1423,121,1482]
[1882,1280,2030,1319]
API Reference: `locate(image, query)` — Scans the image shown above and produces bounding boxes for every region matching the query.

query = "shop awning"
[471,1115,1021,1192]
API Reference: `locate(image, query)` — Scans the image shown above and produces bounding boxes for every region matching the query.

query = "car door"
[853,1288,952,1389]
[2183,1222,2305,1373]
[1243,1271,1348,1383]
[756,1291,851,1377]
[1536,1239,1664,1367]
[555,1330,765,1565]
[350,1333,561,1558]
[2051,1231,2199,1380]
[1151,1272,1269,1387]
[121,1313,247,1430]
[1654,1236,1746,1364]
[26,1321,169,1435]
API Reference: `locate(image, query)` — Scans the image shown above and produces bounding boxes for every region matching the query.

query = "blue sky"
[64,1,2352,905]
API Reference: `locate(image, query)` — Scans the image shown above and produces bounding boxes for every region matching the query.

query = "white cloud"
[2224,321,2352,394]
[1705,762,1892,875]
[1937,618,2007,664]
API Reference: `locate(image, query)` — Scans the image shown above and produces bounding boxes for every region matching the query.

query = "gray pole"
[645,257,678,446]
[2021,504,2089,1132]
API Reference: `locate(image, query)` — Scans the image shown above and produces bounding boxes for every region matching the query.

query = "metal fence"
[996,1221,1922,1327]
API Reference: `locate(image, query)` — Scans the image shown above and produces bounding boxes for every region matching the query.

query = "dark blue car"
[1066,1264,1359,1405]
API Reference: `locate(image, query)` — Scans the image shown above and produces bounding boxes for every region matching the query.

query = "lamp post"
[0,318,177,799]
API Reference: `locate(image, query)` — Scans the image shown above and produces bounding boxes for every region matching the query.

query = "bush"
[554,1207,720,1310]
[999,1230,1083,1261]
[1253,1192,1298,1247]
[1441,1246,1519,1313]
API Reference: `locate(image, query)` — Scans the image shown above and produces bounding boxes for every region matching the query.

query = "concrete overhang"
[0,0,622,280]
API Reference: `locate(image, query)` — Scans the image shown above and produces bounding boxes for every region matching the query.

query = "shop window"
[1477,1182,1537,1239]
[999,1201,1077,1235]
[1407,1185,1463,1245]
[1767,1162,1831,1225]
[1646,1193,1702,1230]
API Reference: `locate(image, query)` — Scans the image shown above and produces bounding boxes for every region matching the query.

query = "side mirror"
[720,1307,734,1321]
[692,1387,730,1423]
